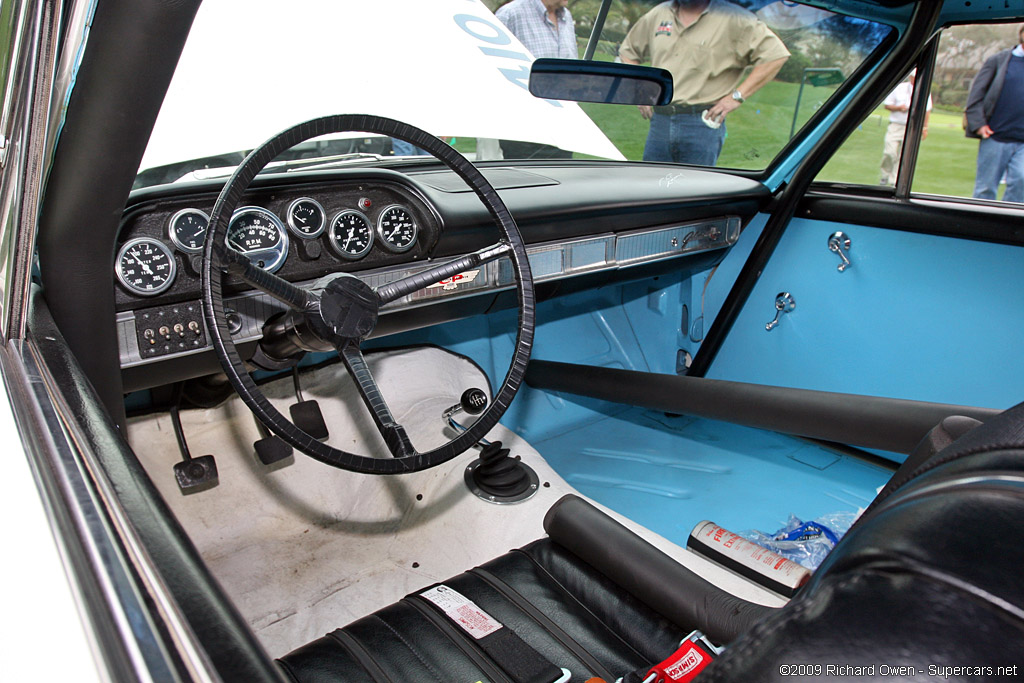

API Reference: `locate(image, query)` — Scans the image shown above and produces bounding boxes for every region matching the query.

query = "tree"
[932,23,1020,109]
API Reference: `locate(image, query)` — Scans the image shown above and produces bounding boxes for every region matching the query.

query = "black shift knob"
[460,388,488,415]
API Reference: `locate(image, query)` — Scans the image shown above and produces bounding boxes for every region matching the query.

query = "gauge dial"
[286,197,326,239]
[116,238,177,296]
[167,208,210,253]
[328,210,373,260]
[226,206,289,273]
[376,205,418,253]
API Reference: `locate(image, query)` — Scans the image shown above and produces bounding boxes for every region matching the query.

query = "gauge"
[376,205,418,253]
[328,210,374,260]
[285,197,326,239]
[116,237,177,296]
[167,208,210,253]
[226,206,289,273]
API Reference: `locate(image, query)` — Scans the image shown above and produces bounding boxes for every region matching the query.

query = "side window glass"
[913,22,1024,203]
[819,21,1024,205]
[0,1,24,168]
[816,65,928,186]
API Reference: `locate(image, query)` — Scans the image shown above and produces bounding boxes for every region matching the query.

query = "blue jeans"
[973,136,1024,203]
[643,112,726,166]
[391,138,430,156]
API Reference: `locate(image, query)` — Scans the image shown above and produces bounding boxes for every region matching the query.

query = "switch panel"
[135,302,207,359]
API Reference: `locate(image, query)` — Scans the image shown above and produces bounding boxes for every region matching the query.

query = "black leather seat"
[280,402,1024,682]
[280,538,684,682]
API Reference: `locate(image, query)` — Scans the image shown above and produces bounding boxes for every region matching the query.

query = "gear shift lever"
[443,388,491,445]
[445,388,539,504]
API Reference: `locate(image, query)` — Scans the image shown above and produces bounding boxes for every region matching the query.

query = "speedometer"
[376,205,418,253]
[116,237,177,296]
[227,206,289,273]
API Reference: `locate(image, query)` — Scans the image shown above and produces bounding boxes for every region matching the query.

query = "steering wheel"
[201,115,535,474]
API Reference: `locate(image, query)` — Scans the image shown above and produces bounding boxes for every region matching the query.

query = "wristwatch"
[731,89,745,103]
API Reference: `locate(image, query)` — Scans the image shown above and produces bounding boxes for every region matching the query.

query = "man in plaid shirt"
[495,0,577,159]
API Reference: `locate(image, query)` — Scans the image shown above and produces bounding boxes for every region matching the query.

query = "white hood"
[140,0,625,172]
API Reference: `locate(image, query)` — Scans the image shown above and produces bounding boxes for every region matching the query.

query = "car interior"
[12,0,1024,680]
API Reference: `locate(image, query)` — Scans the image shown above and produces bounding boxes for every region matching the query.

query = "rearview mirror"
[529,58,673,106]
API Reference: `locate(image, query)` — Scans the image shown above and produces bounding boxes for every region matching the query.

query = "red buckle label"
[648,641,713,682]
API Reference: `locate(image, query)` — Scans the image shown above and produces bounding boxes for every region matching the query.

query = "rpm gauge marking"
[227,206,290,273]
[376,204,418,253]
[116,237,177,296]
[328,210,373,260]
[286,197,326,239]
[167,208,209,253]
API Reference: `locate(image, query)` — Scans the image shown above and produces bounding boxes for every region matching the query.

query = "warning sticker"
[420,585,504,640]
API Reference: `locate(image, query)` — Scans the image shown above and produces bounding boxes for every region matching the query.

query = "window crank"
[765,292,795,331]
[828,231,852,272]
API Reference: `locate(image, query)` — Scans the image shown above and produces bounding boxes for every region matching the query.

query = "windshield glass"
[136,0,891,189]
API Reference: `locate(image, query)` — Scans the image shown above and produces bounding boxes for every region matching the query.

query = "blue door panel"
[707,217,1024,411]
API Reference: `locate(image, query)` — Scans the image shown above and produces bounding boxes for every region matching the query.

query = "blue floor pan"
[533,408,893,548]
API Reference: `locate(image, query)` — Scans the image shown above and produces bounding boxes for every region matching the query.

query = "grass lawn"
[575,80,986,200]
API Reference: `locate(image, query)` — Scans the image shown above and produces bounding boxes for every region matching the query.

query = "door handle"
[765,292,796,331]
[828,231,852,272]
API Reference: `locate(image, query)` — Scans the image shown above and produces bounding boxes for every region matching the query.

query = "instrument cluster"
[115,182,436,303]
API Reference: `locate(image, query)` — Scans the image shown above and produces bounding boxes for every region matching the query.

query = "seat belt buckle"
[641,630,723,683]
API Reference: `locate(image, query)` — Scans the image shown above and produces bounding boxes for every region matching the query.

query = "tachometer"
[227,206,289,273]
[116,237,177,296]
[167,208,209,253]
[376,205,418,253]
[285,197,326,239]
[328,210,373,260]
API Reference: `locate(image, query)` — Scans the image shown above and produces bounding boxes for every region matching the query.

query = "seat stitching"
[326,629,393,683]
[511,547,652,662]
[369,613,446,683]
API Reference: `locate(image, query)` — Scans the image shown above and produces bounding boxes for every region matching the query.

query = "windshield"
[136,0,891,189]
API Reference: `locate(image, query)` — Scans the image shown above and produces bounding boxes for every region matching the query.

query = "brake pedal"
[254,419,294,466]
[289,367,329,441]
[169,386,218,494]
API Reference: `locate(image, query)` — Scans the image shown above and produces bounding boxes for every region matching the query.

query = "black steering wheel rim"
[201,115,535,474]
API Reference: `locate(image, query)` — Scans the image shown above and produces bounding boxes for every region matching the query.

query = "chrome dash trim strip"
[119,216,740,369]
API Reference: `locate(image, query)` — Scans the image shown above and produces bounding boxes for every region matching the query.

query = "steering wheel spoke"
[337,343,416,458]
[203,115,533,474]
[220,246,315,312]
[375,241,512,305]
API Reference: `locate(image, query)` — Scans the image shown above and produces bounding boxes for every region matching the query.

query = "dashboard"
[116,164,769,391]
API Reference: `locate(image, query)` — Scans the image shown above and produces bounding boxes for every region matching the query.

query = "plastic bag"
[742,511,860,571]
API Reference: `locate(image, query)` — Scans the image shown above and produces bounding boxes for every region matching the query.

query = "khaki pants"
[880,122,906,185]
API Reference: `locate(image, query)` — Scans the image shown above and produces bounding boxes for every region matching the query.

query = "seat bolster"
[702,570,1024,682]
[487,540,685,666]
[813,451,1024,611]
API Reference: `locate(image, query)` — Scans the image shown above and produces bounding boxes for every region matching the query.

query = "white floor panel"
[127,346,783,658]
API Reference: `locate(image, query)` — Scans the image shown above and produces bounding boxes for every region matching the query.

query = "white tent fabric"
[140,0,625,172]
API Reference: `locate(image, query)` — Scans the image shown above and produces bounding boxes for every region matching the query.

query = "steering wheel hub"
[202,114,534,474]
[319,274,379,340]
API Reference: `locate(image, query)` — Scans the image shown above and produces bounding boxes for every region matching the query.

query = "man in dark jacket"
[964,25,1024,203]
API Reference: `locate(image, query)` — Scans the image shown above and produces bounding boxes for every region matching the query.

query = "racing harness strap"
[416,584,566,683]
[621,631,723,683]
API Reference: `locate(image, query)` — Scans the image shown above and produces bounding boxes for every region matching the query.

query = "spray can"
[687,521,811,597]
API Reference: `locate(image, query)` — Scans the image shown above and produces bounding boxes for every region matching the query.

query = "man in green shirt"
[620,0,789,165]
